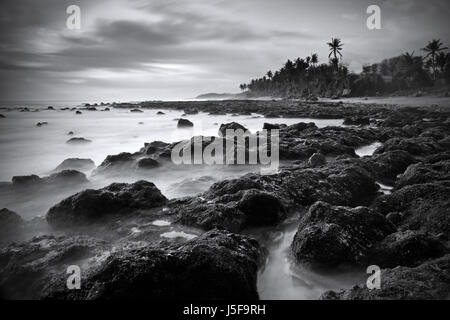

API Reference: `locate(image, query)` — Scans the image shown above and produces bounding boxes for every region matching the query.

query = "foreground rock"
[373,181,450,237]
[321,254,450,300]
[46,180,167,227]
[43,230,263,300]
[170,178,287,232]
[0,235,107,299]
[0,209,24,242]
[291,202,395,267]
[395,160,450,189]
[368,230,445,268]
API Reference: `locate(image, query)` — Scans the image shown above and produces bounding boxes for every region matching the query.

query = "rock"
[368,230,445,268]
[141,141,173,159]
[343,116,370,126]
[374,137,443,157]
[157,111,165,115]
[44,230,263,300]
[321,254,450,300]
[12,175,42,185]
[136,158,159,169]
[219,122,249,136]
[177,118,194,128]
[0,235,107,299]
[52,158,95,172]
[395,160,450,189]
[277,159,380,207]
[291,201,395,267]
[103,108,110,111]
[76,111,82,115]
[66,137,92,144]
[94,152,137,174]
[373,181,450,237]
[308,153,326,167]
[0,208,24,236]
[36,122,48,127]
[170,178,286,232]
[47,106,55,110]
[45,170,89,185]
[46,180,168,227]
[183,109,199,115]
[130,109,143,113]
[67,131,74,135]
[363,150,417,184]
[0,114,5,118]
[263,123,287,130]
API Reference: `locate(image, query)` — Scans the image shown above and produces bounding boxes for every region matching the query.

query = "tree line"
[240,38,450,98]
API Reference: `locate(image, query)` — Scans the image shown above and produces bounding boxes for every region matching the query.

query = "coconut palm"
[422,39,448,80]
[436,52,449,73]
[311,53,318,67]
[327,38,343,61]
[266,70,273,80]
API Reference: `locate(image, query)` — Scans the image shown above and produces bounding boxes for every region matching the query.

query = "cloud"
[0,0,449,100]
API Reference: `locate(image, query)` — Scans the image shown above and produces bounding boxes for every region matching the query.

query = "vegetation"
[240,38,450,98]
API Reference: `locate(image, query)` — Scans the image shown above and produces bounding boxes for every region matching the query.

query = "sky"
[0,0,449,102]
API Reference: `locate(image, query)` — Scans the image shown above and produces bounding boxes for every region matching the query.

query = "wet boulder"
[66,137,92,144]
[44,230,263,300]
[12,174,42,186]
[46,180,168,227]
[372,181,450,237]
[277,159,380,208]
[177,118,194,128]
[141,141,172,158]
[0,208,24,240]
[0,235,107,299]
[219,122,249,136]
[362,150,417,184]
[45,170,89,185]
[170,177,286,232]
[368,230,446,268]
[52,158,95,173]
[321,254,450,300]
[374,137,443,157]
[291,201,395,267]
[395,160,450,189]
[93,152,140,175]
[263,123,287,130]
[136,158,159,169]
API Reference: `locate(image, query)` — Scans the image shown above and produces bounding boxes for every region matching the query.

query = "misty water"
[0,102,374,299]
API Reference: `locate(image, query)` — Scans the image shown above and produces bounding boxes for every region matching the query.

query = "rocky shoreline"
[1,100,449,300]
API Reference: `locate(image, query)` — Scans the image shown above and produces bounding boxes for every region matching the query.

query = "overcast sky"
[0,0,449,102]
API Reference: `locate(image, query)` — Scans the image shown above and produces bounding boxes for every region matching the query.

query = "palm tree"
[436,52,449,73]
[422,39,448,80]
[402,51,416,66]
[311,53,318,67]
[327,38,343,61]
[266,70,273,80]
